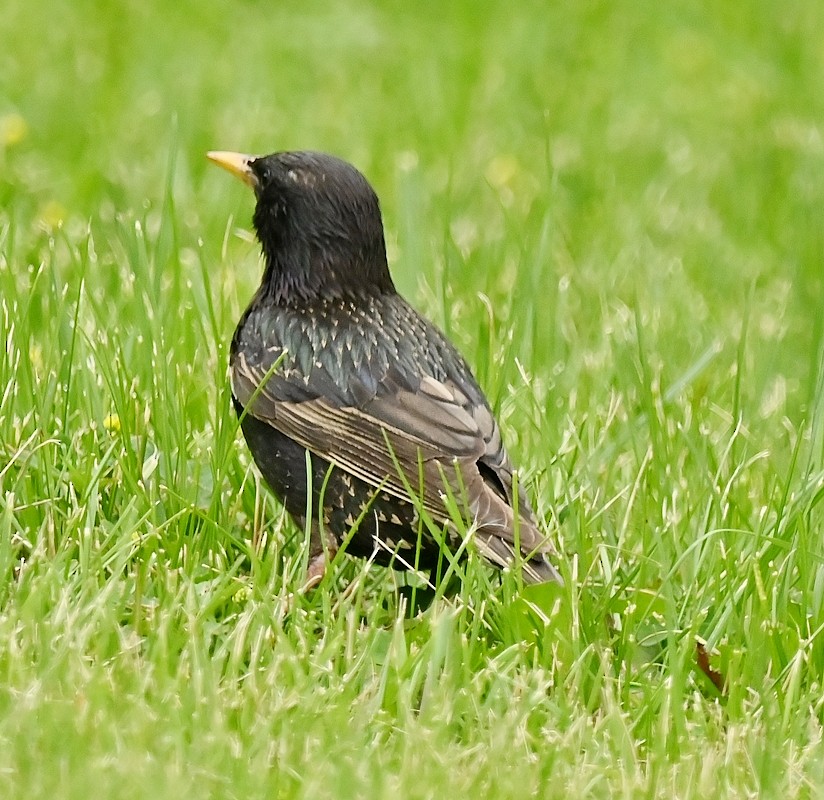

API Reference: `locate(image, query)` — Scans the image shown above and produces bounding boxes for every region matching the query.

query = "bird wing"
[231,349,551,562]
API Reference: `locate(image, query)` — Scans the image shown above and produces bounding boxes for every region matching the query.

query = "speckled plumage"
[209,149,561,585]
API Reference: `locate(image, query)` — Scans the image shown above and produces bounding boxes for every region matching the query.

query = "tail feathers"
[521,553,563,585]
[475,534,563,585]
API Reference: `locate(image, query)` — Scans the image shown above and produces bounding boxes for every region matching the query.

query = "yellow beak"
[206,151,258,188]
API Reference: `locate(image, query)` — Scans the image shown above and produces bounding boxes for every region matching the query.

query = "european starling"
[208,149,561,586]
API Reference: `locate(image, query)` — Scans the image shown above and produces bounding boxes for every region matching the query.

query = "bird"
[207,149,561,588]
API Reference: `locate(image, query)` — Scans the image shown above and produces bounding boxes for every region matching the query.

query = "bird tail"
[475,534,563,585]
[521,553,563,585]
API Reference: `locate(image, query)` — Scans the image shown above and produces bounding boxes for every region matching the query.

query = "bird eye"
[249,161,268,183]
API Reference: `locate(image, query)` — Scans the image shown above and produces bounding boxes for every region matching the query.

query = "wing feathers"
[232,351,556,572]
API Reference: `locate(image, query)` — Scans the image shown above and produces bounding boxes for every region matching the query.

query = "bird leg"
[302,553,328,591]
[299,519,338,591]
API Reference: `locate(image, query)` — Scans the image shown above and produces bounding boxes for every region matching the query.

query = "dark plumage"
[208,149,561,586]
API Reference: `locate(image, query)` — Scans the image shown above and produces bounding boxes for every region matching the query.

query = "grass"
[2,0,824,796]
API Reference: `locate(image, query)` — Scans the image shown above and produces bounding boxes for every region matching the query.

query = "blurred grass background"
[1,0,824,797]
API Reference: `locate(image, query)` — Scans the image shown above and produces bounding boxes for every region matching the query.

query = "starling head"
[208,150,394,302]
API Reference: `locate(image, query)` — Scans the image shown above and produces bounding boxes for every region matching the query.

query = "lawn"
[2,0,824,797]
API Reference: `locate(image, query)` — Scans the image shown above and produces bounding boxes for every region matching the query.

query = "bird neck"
[260,248,395,305]
[258,236,395,305]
